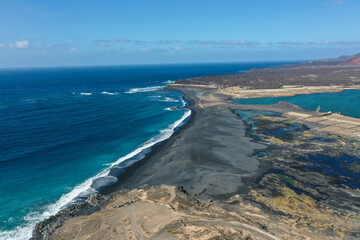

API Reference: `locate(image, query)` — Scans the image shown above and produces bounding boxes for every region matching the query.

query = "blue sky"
[0,0,360,68]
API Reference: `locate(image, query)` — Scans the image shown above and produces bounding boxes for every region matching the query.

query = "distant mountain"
[299,53,360,66]
[340,54,360,65]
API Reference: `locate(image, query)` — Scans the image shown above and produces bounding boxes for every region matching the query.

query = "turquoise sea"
[0,62,295,240]
[234,89,360,118]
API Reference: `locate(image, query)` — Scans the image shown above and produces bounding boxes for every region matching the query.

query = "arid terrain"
[175,54,360,90]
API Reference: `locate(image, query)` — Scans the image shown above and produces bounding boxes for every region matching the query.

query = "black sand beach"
[103,88,267,199]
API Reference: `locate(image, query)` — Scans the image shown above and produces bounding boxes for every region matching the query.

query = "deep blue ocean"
[234,89,360,118]
[0,62,295,240]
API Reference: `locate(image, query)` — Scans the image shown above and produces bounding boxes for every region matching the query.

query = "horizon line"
[0,59,307,71]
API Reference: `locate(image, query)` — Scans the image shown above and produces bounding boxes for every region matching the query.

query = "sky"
[0,0,360,68]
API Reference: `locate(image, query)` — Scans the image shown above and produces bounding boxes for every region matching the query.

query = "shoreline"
[30,89,196,239]
[98,88,267,198]
[32,87,271,239]
[24,89,192,240]
[169,83,359,99]
[101,89,196,195]
[219,86,360,139]
[32,62,360,239]
[32,86,360,239]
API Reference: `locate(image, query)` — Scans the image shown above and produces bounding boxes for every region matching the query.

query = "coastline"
[32,65,360,239]
[101,88,267,198]
[30,89,195,239]
[1,86,194,240]
[101,89,196,195]
[15,88,191,240]
[32,87,272,239]
[84,84,360,201]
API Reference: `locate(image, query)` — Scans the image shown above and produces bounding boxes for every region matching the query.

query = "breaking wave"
[79,92,92,96]
[163,80,175,84]
[101,91,119,95]
[159,97,179,102]
[125,86,163,94]
[0,99,191,240]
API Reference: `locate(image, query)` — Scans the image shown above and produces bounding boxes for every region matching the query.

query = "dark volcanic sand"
[103,89,267,199]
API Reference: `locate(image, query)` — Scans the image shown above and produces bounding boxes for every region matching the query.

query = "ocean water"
[0,62,295,239]
[234,89,360,118]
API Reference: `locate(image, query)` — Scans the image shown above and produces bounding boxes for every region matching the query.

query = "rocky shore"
[32,56,360,239]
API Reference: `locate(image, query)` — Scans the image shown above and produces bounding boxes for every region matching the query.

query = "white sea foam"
[0,224,35,240]
[125,86,163,94]
[181,98,187,107]
[79,92,92,96]
[163,80,175,84]
[0,99,191,240]
[101,91,119,95]
[159,97,179,102]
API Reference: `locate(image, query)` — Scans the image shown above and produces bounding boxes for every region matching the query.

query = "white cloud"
[116,38,181,45]
[116,38,146,45]
[116,38,132,43]
[214,46,236,49]
[95,40,111,47]
[172,46,185,51]
[42,43,76,52]
[114,38,259,47]
[9,40,30,49]
[158,39,182,44]
[1,40,77,52]
[136,48,166,53]
[271,40,360,46]
[188,39,260,46]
